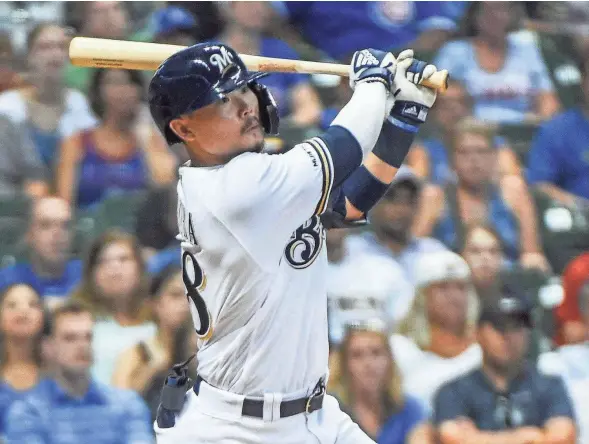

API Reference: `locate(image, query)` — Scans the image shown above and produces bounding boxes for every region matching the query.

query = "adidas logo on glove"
[355,50,380,67]
[404,105,418,116]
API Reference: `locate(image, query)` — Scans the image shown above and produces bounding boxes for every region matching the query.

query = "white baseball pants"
[154,379,376,444]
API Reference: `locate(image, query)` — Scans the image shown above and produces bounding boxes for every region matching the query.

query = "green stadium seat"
[537,33,583,109]
[497,122,541,165]
[0,194,31,263]
[93,191,149,236]
[532,188,589,274]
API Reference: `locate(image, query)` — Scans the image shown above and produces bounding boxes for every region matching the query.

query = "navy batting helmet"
[148,42,279,145]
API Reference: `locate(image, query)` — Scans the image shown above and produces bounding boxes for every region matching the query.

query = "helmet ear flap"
[250,82,279,135]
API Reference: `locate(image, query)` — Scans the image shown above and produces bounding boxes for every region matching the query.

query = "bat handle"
[423,69,449,93]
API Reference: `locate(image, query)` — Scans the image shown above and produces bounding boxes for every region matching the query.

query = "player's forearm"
[331,82,388,156]
[340,117,418,220]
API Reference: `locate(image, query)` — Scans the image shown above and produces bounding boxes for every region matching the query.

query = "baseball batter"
[148,42,437,443]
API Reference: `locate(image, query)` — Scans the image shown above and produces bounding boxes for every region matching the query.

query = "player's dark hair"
[89,68,146,119]
[0,283,47,367]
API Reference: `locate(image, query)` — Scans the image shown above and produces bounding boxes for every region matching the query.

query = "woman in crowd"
[414,119,548,270]
[434,2,560,123]
[71,230,156,385]
[112,264,191,419]
[218,1,322,126]
[407,80,521,185]
[392,251,481,409]
[57,67,175,210]
[460,224,505,302]
[329,317,425,444]
[0,284,46,435]
[0,23,96,172]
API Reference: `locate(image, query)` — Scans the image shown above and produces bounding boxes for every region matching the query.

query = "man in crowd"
[433,294,576,444]
[540,277,589,444]
[528,59,589,206]
[325,228,412,345]
[0,196,81,306]
[5,302,153,444]
[350,168,447,286]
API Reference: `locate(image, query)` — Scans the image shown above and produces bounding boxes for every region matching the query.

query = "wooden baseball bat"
[69,37,448,92]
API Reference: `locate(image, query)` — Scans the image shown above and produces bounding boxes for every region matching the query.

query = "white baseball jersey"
[176,139,334,397]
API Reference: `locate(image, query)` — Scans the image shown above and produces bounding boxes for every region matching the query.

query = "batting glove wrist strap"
[373,117,416,168]
[342,165,389,214]
[390,100,429,128]
[355,67,394,89]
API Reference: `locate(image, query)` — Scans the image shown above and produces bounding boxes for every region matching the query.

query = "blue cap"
[152,7,198,37]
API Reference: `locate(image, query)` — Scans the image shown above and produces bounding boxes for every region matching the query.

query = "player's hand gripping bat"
[69,37,449,92]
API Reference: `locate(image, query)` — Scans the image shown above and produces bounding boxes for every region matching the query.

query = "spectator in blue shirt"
[414,119,549,271]
[407,80,521,186]
[434,2,560,123]
[433,294,576,444]
[527,59,589,205]
[272,1,466,61]
[0,196,81,307]
[5,301,153,444]
[0,283,46,438]
[217,1,322,126]
[328,317,426,444]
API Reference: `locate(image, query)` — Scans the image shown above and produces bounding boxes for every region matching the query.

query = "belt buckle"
[305,381,325,414]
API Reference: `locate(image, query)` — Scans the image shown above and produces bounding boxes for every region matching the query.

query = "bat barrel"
[68,37,448,92]
[69,37,182,71]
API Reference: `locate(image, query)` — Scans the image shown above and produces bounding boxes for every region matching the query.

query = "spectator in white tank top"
[391,251,481,410]
[0,23,96,172]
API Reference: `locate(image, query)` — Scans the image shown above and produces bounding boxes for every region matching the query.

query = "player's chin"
[240,128,265,153]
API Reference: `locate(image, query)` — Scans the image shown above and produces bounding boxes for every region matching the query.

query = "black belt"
[193,376,325,419]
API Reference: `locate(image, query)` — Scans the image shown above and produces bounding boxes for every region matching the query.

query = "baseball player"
[147,42,437,443]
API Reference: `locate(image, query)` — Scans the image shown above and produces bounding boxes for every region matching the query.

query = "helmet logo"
[210,47,235,73]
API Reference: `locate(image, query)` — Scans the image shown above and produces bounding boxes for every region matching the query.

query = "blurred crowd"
[0,1,589,443]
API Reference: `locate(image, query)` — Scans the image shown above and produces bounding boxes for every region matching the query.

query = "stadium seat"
[533,188,589,274]
[93,191,149,237]
[497,122,541,165]
[0,194,31,265]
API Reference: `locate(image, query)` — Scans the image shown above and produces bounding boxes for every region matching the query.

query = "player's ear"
[169,117,196,143]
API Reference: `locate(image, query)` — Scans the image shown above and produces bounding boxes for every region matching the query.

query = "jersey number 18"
[182,251,213,340]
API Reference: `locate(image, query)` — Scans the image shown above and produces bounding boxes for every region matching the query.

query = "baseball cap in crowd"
[414,250,471,290]
[478,295,533,332]
[381,166,422,200]
[151,7,198,39]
